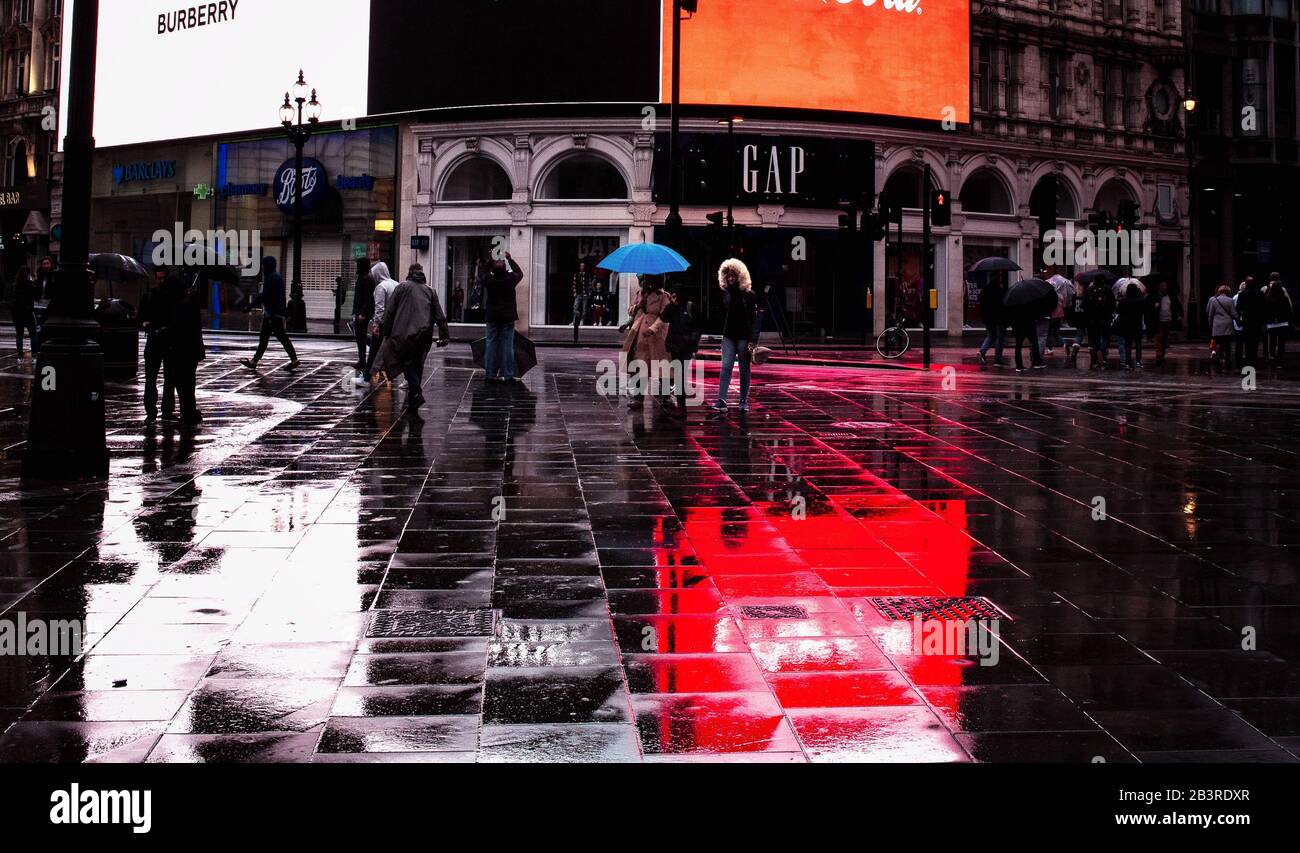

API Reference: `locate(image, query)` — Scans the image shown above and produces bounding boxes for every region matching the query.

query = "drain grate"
[738,605,809,620]
[870,597,1006,622]
[368,609,497,638]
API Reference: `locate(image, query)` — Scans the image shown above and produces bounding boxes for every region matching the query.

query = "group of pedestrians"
[979,267,1196,372]
[1206,273,1294,370]
[349,258,453,407]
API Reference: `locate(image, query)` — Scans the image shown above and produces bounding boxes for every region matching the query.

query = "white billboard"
[59,0,371,149]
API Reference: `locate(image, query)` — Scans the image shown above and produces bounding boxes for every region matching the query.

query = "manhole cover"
[738,605,809,620]
[368,609,497,638]
[870,597,1006,622]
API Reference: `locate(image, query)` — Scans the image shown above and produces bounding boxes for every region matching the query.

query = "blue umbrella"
[597,242,691,275]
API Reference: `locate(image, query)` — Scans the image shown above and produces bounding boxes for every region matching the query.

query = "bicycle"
[876,310,912,360]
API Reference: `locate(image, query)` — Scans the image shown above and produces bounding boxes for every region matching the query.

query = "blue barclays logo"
[114,160,177,186]
[336,174,376,192]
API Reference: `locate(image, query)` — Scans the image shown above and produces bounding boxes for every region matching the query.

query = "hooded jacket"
[370,262,401,327]
[253,257,288,318]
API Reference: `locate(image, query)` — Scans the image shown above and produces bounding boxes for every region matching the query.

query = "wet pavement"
[1,336,1299,763]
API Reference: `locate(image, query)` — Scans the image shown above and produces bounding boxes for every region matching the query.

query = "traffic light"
[1088,211,1113,231]
[931,190,952,228]
[866,211,887,242]
[838,206,858,233]
[732,224,749,256]
[883,200,903,227]
[1117,199,1140,231]
[705,211,725,245]
[681,0,700,13]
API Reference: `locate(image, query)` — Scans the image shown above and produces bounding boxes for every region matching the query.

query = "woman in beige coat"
[622,275,673,409]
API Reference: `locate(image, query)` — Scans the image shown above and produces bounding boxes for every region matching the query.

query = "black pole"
[23,0,108,481]
[1184,7,1199,339]
[292,130,305,325]
[666,0,683,244]
[922,164,933,370]
[726,116,736,250]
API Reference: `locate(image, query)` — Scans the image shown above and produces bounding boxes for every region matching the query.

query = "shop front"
[214,125,399,324]
[89,140,215,308]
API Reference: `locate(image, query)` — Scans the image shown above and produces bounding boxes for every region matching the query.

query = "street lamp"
[280,70,320,334]
[23,0,108,481]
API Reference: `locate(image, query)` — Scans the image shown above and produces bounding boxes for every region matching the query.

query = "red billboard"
[665,0,971,123]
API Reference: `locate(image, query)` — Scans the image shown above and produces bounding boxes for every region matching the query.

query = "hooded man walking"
[241,256,301,371]
[376,264,451,411]
[360,261,403,385]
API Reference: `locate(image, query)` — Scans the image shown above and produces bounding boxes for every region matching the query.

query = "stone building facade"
[396,2,1193,340]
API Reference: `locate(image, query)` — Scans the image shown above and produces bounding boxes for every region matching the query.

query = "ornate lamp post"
[280,71,321,333]
[23,0,107,481]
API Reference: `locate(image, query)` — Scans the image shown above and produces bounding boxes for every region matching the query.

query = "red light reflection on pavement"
[625,441,978,758]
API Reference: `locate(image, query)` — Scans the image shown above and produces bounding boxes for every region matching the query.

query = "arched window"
[959,168,1014,215]
[1029,175,1080,222]
[538,153,628,200]
[440,156,512,202]
[881,165,936,210]
[1093,179,1137,216]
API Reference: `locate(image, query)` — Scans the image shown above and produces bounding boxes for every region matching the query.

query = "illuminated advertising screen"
[62,0,969,150]
[60,0,372,149]
[666,0,971,123]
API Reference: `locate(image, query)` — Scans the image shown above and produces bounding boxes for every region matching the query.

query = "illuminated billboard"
[59,0,372,149]
[61,0,969,150]
[665,0,971,123]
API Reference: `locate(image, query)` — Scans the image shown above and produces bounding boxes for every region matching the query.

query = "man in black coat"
[477,252,524,382]
[351,256,375,377]
[140,266,178,423]
[977,277,1008,366]
[1236,277,1268,369]
[241,256,301,371]
[164,276,206,428]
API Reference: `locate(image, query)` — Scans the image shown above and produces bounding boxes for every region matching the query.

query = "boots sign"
[653,133,874,208]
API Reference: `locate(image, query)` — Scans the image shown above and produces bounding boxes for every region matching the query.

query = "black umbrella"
[89,253,149,282]
[1077,269,1118,288]
[969,257,1022,274]
[1005,277,1059,319]
[88,253,150,301]
[470,333,539,378]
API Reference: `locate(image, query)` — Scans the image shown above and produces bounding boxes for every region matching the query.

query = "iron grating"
[738,605,809,620]
[368,609,497,638]
[870,597,1007,622]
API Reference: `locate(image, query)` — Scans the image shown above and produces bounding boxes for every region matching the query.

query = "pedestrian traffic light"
[931,190,952,228]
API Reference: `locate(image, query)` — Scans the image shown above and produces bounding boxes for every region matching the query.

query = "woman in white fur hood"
[713,258,761,413]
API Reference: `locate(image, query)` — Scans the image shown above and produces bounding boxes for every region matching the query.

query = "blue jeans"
[979,325,1005,361]
[485,322,516,379]
[717,337,751,406]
